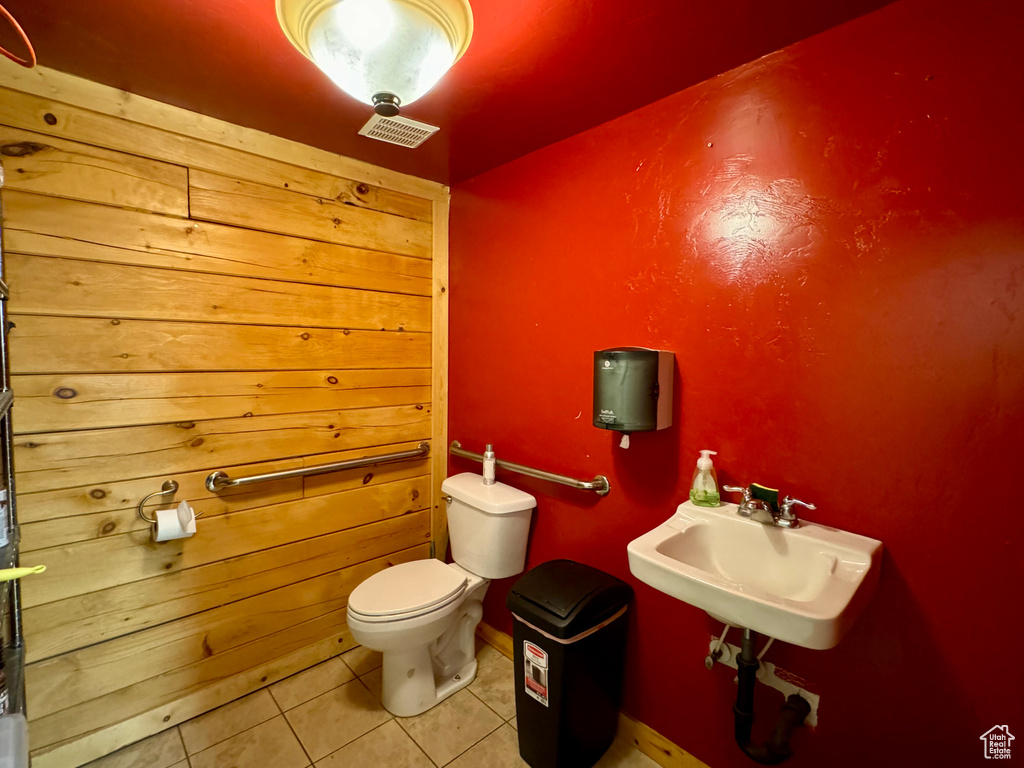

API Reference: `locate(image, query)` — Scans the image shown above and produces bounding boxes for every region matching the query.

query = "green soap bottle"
[689,449,720,506]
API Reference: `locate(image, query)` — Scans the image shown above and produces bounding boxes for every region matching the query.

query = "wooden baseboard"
[615,712,711,768]
[33,631,356,768]
[476,620,514,660]
[475,622,709,768]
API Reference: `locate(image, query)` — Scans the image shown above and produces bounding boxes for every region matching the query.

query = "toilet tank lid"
[441,473,536,514]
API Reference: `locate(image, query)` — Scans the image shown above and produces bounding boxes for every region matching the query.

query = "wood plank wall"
[0,64,449,768]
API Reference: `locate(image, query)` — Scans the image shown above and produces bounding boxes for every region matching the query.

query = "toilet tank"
[441,472,536,579]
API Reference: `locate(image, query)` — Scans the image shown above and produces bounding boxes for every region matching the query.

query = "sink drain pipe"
[734,629,811,764]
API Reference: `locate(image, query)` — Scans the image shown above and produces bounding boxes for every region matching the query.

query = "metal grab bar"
[449,440,610,496]
[205,442,430,492]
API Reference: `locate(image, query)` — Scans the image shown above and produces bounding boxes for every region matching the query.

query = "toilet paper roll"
[153,501,198,542]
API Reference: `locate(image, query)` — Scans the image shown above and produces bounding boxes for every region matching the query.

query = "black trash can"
[506,559,634,768]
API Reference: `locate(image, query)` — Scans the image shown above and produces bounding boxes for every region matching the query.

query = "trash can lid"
[506,559,633,640]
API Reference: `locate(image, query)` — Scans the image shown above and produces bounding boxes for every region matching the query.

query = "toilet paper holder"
[137,480,203,523]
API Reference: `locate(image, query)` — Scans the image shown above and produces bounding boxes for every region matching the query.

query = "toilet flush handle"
[441,495,453,505]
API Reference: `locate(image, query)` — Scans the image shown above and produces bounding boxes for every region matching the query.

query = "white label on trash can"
[523,641,549,707]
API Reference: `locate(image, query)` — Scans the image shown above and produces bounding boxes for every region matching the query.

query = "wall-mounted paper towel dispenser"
[593,348,673,433]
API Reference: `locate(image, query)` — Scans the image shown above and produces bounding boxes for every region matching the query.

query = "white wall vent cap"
[359,114,440,149]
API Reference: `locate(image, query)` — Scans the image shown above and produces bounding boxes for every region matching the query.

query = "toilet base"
[367,569,489,718]
[381,647,478,717]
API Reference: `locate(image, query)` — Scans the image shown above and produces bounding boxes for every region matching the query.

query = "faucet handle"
[722,485,755,517]
[780,496,816,515]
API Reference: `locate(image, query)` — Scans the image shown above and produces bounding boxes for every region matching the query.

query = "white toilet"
[346,472,536,717]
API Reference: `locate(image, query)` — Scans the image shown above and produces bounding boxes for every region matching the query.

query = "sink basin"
[627,501,882,649]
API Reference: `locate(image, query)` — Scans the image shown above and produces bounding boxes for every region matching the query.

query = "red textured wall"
[449,0,1024,765]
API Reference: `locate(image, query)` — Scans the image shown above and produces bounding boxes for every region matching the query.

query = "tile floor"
[83,640,660,768]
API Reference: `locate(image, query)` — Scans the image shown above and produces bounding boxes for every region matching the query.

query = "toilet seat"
[348,560,468,622]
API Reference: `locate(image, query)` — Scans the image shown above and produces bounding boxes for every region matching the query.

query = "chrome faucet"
[722,485,816,529]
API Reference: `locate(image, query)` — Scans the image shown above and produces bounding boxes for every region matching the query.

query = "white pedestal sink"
[627,500,882,649]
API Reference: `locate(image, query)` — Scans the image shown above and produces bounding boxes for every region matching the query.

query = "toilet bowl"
[347,560,488,716]
[346,472,535,717]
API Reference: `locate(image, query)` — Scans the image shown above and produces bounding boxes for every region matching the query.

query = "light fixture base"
[372,92,402,117]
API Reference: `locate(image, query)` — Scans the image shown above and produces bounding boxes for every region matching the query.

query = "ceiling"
[0,0,893,184]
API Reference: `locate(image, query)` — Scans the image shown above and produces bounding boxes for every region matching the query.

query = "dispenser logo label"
[981,725,1014,759]
[523,641,549,707]
[598,409,616,424]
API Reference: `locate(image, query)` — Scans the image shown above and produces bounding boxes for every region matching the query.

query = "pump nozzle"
[697,449,717,470]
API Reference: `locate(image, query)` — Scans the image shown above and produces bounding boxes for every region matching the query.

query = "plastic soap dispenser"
[690,450,720,507]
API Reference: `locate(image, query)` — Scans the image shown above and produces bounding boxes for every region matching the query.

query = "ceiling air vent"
[359,114,440,149]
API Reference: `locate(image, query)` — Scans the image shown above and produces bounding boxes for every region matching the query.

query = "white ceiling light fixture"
[277,0,473,117]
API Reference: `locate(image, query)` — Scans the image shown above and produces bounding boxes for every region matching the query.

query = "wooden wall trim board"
[475,623,710,768]
[187,169,433,258]
[9,315,432,374]
[431,196,451,558]
[7,253,433,332]
[13,370,432,434]
[0,59,446,201]
[1,192,433,296]
[0,90,435,222]
[0,63,451,768]
[0,126,189,215]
